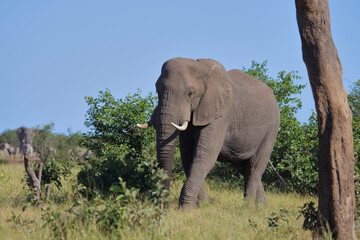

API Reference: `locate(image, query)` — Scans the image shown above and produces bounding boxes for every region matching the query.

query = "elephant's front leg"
[179,132,208,205]
[179,121,228,208]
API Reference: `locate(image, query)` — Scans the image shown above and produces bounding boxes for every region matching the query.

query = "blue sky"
[1,1,359,134]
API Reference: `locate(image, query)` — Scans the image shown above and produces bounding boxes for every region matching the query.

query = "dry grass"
[0,163,335,240]
[119,180,319,240]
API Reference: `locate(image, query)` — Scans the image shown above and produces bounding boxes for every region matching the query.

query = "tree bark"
[24,153,42,199]
[45,185,51,202]
[295,0,356,239]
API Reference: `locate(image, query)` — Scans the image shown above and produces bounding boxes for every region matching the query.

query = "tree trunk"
[45,185,51,202]
[24,153,42,199]
[295,0,356,239]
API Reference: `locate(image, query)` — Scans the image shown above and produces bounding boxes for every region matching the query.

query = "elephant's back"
[227,69,279,125]
[227,69,276,103]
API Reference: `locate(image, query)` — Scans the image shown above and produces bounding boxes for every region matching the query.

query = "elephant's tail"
[268,160,288,187]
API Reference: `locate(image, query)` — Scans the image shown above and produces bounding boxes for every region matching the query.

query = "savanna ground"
[1,160,331,240]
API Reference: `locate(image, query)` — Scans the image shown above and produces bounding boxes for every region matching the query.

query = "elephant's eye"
[188,90,195,98]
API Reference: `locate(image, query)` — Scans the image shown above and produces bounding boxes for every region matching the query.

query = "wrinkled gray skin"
[145,58,280,208]
[16,127,35,156]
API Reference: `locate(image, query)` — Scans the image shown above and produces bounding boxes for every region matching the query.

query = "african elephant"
[138,58,280,208]
[0,143,17,158]
[16,127,35,156]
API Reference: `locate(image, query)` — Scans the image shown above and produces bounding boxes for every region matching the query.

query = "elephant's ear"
[193,59,234,126]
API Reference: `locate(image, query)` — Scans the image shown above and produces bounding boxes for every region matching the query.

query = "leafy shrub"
[0,129,19,146]
[27,159,70,190]
[78,89,168,205]
[42,179,166,238]
[0,158,9,165]
[348,79,360,212]
[266,208,289,228]
[298,201,318,231]
[268,111,319,194]
[208,162,242,187]
[51,130,82,165]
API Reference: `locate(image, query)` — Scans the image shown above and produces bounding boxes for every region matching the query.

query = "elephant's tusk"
[136,123,149,129]
[171,121,188,131]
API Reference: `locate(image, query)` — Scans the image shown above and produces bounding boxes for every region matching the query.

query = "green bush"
[78,89,168,204]
[73,89,169,232]
[51,130,82,165]
[348,79,360,212]
[42,180,165,238]
[0,129,19,146]
[298,201,318,231]
[208,162,242,188]
[348,79,360,171]
[0,159,9,165]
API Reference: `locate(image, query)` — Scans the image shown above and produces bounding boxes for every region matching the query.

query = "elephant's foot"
[196,185,209,206]
[243,192,256,205]
[244,181,267,206]
[179,180,208,209]
[178,186,197,209]
[179,197,197,209]
[255,184,268,206]
[244,193,267,206]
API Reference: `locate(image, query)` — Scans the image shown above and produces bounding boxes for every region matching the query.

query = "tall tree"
[295,0,356,239]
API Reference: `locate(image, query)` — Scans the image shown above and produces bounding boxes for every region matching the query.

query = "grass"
[120,180,319,240]
[0,163,334,240]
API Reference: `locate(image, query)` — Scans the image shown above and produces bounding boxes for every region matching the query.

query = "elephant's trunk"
[154,103,180,191]
[153,89,190,191]
[156,131,177,190]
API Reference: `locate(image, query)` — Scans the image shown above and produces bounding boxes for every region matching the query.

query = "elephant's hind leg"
[255,180,267,204]
[244,131,277,205]
[243,163,268,205]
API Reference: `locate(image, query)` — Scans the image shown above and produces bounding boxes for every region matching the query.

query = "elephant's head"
[17,127,35,157]
[16,127,35,145]
[139,58,234,190]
